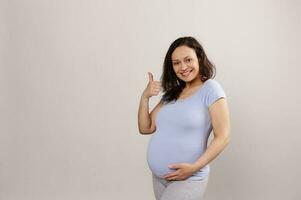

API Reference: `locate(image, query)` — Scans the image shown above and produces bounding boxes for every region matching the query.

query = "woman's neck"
[184,78,203,89]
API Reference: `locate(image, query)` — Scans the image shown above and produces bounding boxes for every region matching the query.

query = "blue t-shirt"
[146,79,226,180]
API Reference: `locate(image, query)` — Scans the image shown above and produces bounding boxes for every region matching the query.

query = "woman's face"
[171,45,201,83]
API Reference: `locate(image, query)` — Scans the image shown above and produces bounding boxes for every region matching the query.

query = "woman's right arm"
[137,72,162,135]
[138,95,163,134]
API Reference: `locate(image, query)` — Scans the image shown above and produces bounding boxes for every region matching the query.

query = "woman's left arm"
[192,98,231,171]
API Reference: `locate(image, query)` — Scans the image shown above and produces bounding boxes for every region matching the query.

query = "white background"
[1,0,300,199]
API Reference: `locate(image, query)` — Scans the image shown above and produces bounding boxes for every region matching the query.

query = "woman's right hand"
[142,72,162,99]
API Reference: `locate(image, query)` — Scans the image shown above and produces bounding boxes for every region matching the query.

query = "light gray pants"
[152,173,209,200]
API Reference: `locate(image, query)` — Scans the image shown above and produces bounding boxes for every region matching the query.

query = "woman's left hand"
[163,163,199,181]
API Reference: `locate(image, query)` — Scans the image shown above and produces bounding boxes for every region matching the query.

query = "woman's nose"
[180,62,188,70]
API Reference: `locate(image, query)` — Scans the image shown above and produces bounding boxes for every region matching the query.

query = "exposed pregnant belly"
[147,131,205,178]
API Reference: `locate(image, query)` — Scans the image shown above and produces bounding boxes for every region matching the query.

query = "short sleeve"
[204,79,226,107]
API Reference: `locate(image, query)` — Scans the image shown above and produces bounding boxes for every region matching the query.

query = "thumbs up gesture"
[142,72,162,99]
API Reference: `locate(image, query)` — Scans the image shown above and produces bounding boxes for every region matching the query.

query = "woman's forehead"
[172,46,196,60]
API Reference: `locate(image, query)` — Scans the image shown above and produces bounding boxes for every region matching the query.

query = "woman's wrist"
[192,161,204,172]
[141,92,150,100]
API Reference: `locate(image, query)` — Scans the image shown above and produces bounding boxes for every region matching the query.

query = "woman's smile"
[181,69,193,77]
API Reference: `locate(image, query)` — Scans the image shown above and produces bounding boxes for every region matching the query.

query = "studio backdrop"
[0,0,300,200]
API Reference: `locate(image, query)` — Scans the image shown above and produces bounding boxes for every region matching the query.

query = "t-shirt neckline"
[176,79,210,102]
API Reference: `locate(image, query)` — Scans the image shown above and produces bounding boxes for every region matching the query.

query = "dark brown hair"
[160,36,216,104]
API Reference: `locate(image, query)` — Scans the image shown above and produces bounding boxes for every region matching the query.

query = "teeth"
[182,69,192,76]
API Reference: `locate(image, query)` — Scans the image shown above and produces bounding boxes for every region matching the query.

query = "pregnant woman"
[138,36,231,200]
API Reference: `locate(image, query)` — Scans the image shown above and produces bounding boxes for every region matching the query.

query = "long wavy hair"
[160,36,216,104]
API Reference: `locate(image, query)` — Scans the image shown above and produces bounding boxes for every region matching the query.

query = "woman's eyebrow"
[172,56,191,61]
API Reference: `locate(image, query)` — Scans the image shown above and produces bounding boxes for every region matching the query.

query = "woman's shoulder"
[202,78,226,97]
[203,78,227,107]
[204,78,224,90]
[205,78,221,85]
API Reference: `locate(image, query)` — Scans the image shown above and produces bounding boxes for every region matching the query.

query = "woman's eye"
[184,59,191,63]
[173,62,179,65]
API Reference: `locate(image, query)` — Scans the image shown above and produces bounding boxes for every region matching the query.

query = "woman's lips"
[181,69,193,77]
